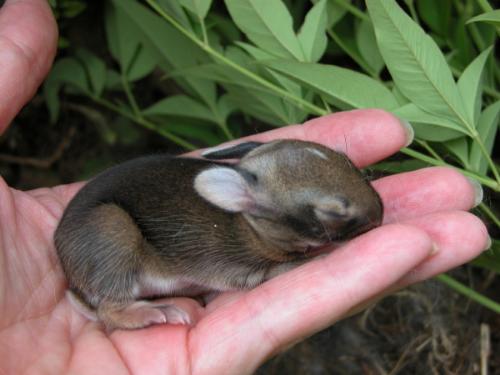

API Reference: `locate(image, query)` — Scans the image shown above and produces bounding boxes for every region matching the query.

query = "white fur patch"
[305,147,328,160]
[194,167,252,212]
[138,274,193,297]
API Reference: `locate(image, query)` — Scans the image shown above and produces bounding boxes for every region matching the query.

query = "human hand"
[0,1,489,374]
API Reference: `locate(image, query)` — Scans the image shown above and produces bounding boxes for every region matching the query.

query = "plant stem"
[405,0,420,24]
[146,0,327,117]
[121,74,142,119]
[470,0,500,40]
[327,28,379,79]
[473,133,500,185]
[479,202,500,229]
[333,0,370,22]
[199,17,208,45]
[401,147,500,191]
[91,96,196,150]
[415,140,444,162]
[436,274,500,314]
[467,22,487,51]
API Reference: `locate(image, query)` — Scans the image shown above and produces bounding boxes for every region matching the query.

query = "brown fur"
[54,140,383,330]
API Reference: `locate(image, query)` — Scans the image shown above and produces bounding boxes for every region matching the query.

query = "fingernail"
[201,144,231,157]
[430,242,439,255]
[483,236,492,251]
[466,177,483,207]
[397,118,414,147]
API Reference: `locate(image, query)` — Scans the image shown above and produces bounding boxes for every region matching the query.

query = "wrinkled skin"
[0,1,489,374]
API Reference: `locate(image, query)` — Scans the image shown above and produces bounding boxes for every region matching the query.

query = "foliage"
[44,0,500,311]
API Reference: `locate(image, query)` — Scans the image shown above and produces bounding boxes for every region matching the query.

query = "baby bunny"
[54,140,383,330]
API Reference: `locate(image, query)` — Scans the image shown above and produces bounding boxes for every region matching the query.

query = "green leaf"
[237,42,303,96]
[160,121,223,146]
[451,13,474,68]
[224,0,304,60]
[216,94,236,121]
[355,19,384,75]
[157,0,193,31]
[179,0,212,20]
[324,0,347,27]
[472,240,500,273]
[392,86,410,106]
[416,0,451,36]
[467,9,500,27]
[105,69,122,91]
[105,3,158,81]
[128,45,158,82]
[225,84,292,126]
[310,0,347,28]
[111,0,216,106]
[206,13,241,42]
[366,0,472,132]
[75,49,107,97]
[372,159,428,174]
[393,103,469,141]
[444,137,469,167]
[457,46,493,124]
[43,57,90,123]
[469,101,500,174]
[297,0,328,62]
[143,95,215,122]
[264,60,399,110]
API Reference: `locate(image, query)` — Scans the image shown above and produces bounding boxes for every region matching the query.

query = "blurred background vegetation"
[0,0,499,373]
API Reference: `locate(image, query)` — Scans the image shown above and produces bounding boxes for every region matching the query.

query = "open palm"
[0,1,489,374]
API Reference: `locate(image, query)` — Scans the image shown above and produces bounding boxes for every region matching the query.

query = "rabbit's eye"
[239,169,259,184]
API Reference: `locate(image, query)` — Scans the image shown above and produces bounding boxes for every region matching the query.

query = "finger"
[191,109,412,167]
[189,224,433,375]
[345,210,489,317]
[373,167,481,223]
[0,0,58,133]
[397,210,489,285]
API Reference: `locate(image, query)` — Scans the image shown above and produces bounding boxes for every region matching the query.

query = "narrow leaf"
[179,0,212,20]
[366,0,472,132]
[105,3,157,81]
[225,84,293,125]
[355,19,384,75]
[157,0,193,31]
[75,49,107,97]
[444,138,469,167]
[393,103,469,141]
[264,60,399,110]
[457,46,493,124]
[297,0,328,62]
[112,0,216,106]
[467,9,500,27]
[224,0,304,60]
[416,0,451,36]
[161,121,223,146]
[143,95,215,122]
[237,42,303,96]
[43,57,90,123]
[469,101,500,174]
[324,0,347,27]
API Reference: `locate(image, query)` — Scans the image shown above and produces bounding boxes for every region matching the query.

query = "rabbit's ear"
[201,142,264,160]
[194,167,254,212]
